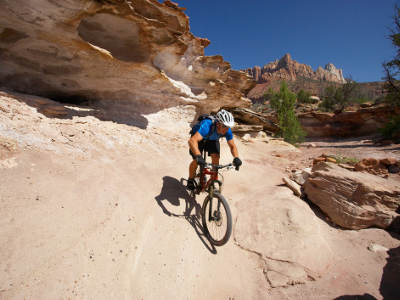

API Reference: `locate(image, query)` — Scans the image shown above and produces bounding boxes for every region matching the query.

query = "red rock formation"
[298,104,400,137]
[246,53,345,84]
[245,54,346,100]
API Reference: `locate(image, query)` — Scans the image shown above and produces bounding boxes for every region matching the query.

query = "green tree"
[297,89,313,103]
[319,78,361,112]
[263,87,274,102]
[383,5,400,107]
[270,82,306,144]
[381,5,400,141]
[319,85,340,111]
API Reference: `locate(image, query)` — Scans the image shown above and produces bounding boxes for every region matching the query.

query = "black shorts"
[189,139,220,159]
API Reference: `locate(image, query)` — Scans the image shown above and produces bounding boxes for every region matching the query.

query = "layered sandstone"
[298,104,400,137]
[304,162,400,230]
[0,0,254,123]
[246,53,346,84]
[246,53,346,100]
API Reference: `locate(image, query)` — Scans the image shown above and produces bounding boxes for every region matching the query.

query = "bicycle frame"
[198,166,222,195]
[193,151,232,196]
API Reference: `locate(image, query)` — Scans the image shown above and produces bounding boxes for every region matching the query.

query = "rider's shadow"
[154,176,216,254]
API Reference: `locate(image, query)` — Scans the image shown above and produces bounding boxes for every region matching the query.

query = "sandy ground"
[0,91,399,299]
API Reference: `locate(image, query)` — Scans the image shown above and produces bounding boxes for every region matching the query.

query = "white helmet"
[216,109,234,128]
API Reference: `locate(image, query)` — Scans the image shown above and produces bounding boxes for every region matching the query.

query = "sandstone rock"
[256,131,268,140]
[0,137,19,160]
[388,164,400,174]
[313,157,326,165]
[241,133,252,142]
[235,187,333,289]
[246,54,345,85]
[291,168,312,186]
[245,53,347,101]
[380,158,398,166]
[304,162,400,230]
[326,157,337,163]
[226,107,279,134]
[298,105,400,138]
[40,105,69,117]
[232,124,263,136]
[283,177,302,196]
[367,243,389,253]
[0,0,254,123]
[355,158,388,175]
[338,163,355,171]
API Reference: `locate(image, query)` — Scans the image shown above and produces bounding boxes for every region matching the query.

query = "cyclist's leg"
[189,140,205,179]
[207,140,220,165]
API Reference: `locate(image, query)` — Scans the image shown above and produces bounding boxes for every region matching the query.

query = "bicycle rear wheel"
[201,192,232,246]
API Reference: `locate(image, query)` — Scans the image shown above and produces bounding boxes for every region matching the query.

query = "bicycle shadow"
[154,176,217,254]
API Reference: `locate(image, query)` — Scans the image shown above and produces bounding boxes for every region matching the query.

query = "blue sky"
[172,0,398,83]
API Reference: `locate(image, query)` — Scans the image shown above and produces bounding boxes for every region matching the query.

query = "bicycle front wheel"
[202,192,232,246]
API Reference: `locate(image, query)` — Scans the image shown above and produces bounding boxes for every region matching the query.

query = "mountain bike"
[189,154,238,246]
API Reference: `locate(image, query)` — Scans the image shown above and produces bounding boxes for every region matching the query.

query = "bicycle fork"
[207,188,222,222]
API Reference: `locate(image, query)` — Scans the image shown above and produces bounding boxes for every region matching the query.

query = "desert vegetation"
[382,5,400,142]
[318,78,374,112]
[269,82,306,144]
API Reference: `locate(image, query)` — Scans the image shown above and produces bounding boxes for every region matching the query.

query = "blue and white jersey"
[193,119,233,141]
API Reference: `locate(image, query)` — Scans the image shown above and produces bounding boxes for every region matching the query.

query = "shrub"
[270,82,306,144]
[331,155,360,165]
[297,89,315,104]
[383,5,400,108]
[380,115,400,141]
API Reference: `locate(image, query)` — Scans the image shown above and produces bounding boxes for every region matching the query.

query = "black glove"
[195,155,206,167]
[233,157,242,170]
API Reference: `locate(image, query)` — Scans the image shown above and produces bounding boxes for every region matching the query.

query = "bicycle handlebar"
[203,162,238,170]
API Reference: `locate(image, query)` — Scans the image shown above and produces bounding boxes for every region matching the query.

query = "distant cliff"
[245,54,347,100]
[246,53,346,84]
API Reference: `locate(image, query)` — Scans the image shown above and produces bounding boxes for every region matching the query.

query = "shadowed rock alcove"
[78,13,149,62]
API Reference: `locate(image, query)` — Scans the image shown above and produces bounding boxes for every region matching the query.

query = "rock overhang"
[0,0,254,126]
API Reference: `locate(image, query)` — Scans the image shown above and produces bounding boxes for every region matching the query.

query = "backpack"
[189,114,216,139]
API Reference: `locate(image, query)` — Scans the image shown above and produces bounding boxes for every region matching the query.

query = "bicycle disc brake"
[212,210,223,226]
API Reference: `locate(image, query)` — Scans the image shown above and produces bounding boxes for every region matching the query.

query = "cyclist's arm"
[188,131,203,157]
[227,138,239,158]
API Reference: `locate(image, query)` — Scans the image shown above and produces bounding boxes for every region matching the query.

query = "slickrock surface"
[1,90,399,299]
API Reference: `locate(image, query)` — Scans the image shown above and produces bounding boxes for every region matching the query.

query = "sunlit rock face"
[246,53,346,83]
[245,53,346,101]
[0,0,254,123]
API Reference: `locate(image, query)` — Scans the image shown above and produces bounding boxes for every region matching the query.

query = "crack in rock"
[233,216,318,289]
[234,238,317,288]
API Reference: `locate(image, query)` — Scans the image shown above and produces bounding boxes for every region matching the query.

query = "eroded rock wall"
[0,0,254,124]
[245,53,346,100]
[246,53,346,84]
[298,104,400,137]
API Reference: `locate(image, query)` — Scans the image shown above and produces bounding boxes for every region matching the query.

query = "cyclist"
[187,109,242,190]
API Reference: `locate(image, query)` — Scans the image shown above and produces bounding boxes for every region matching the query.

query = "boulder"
[354,158,392,176]
[282,177,302,196]
[225,107,279,134]
[304,162,400,230]
[232,124,264,136]
[291,168,312,185]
